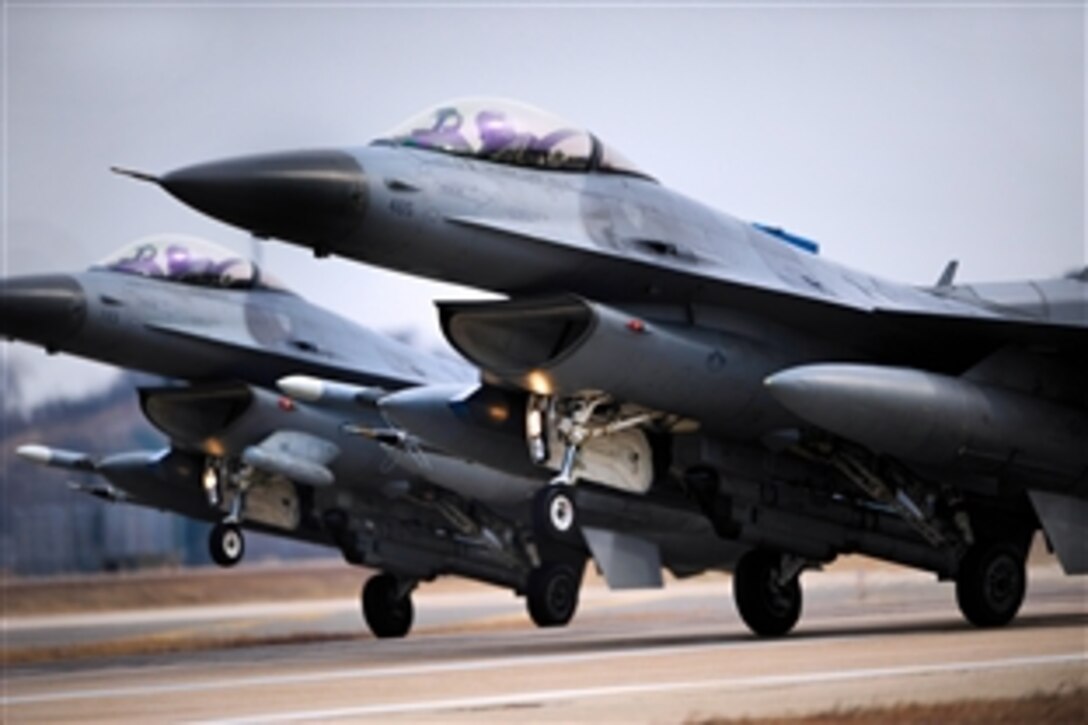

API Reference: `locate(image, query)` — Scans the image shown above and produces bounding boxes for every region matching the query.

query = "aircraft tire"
[533,486,579,545]
[955,541,1026,628]
[732,549,802,637]
[209,523,245,567]
[362,573,414,639]
[526,562,581,628]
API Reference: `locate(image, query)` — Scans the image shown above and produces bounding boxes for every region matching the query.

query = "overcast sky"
[2,1,1085,410]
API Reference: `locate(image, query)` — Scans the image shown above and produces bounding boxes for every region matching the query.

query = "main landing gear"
[528,486,586,629]
[732,549,804,637]
[955,541,1026,628]
[533,485,580,545]
[526,561,583,628]
[362,573,416,639]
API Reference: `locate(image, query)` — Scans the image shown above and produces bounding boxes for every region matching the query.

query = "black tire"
[526,562,581,628]
[209,523,244,568]
[533,486,579,545]
[362,573,414,639]
[732,549,802,637]
[956,542,1026,628]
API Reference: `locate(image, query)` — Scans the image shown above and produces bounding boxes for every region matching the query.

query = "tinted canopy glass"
[95,235,288,291]
[379,98,653,177]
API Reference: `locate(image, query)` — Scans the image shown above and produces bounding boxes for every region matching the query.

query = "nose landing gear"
[204,459,249,568]
[209,521,245,567]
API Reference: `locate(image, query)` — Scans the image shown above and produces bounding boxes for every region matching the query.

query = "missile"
[765,364,1088,476]
[17,445,97,471]
[277,374,385,409]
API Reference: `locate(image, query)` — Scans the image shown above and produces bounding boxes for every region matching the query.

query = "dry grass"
[1,560,366,616]
[3,630,362,667]
[694,687,1087,724]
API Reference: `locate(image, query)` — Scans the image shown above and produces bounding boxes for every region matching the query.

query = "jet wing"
[871,308,1088,356]
[450,214,1087,372]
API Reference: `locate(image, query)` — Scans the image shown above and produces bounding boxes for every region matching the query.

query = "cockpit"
[375,98,653,180]
[94,235,290,292]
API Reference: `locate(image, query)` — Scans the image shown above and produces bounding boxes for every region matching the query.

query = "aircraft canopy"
[377,98,651,178]
[95,235,289,291]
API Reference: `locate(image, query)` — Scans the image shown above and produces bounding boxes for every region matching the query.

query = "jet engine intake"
[439,295,788,437]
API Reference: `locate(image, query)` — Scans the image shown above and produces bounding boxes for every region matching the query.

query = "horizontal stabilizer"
[1029,490,1088,574]
[581,526,663,589]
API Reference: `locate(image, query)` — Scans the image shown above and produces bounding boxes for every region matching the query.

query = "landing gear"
[732,549,803,637]
[526,561,582,628]
[362,573,415,639]
[209,522,245,567]
[956,541,1026,628]
[533,486,580,545]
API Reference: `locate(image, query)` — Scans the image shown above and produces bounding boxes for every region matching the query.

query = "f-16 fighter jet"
[3,234,744,636]
[134,98,1086,637]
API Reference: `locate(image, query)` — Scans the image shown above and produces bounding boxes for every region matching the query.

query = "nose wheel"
[209,522,245,567]
[362,573,415,639]
[533,486,581,545]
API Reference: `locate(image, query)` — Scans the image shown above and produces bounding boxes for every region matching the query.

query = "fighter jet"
[137,97,1088,637]
[2,233,744,636]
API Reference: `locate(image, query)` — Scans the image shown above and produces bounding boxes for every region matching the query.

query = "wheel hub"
[985,557,1019,610]
[549,494,575,532]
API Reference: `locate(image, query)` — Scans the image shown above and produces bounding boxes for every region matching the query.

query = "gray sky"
[3,1,1085,409]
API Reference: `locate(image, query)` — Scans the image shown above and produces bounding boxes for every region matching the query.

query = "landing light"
[202,466,218,492]
[526,370,553,396]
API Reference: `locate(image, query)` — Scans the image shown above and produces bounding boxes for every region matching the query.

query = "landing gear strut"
[955,541,1026,628]
[205,458,248,568]
[362,573,415,639]
[732,549,803,637]
[526,561,582,628]
[208,522,245,567]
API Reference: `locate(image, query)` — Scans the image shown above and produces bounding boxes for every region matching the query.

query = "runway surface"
[3,564,1086,722]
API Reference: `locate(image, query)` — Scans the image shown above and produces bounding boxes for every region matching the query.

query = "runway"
[3,564,1086,722]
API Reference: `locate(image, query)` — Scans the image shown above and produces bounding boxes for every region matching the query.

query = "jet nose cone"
[0,274,87,348]
[161,150,367,252]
